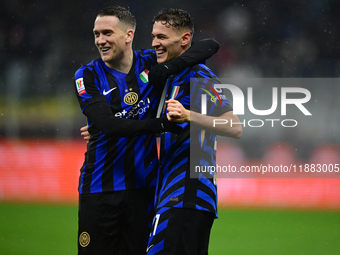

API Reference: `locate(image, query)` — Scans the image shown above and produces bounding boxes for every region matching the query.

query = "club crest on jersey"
[139,69,149,83]
[124,92,139,105]
[79,232,90,247]
[76,78,86,95]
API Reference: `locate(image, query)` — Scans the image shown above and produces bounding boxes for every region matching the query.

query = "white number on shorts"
[151,214,160,236]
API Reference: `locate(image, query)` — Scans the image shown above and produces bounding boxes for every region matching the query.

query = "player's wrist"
[189,110,203,124]
[185,109,191,122]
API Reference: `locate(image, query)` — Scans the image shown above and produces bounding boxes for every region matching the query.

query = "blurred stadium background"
[0,0,339,254]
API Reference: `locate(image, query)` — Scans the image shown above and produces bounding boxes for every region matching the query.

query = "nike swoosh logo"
[146,244,154,253]
[103,87,117,95]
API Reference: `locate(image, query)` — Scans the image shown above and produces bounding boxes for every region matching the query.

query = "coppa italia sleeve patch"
[76,77,86,95]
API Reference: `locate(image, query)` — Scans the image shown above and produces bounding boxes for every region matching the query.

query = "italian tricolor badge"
[170,86,180,99]
[140,69,149,83]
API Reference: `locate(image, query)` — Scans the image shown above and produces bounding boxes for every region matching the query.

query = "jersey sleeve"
[74,65,106,112]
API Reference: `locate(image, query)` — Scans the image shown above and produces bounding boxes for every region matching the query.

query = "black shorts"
[78,187,155,255]
[146,207,215,255]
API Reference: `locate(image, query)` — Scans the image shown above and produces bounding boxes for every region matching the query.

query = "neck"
[105,48,133,74]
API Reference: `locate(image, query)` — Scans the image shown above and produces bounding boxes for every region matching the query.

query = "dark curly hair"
[96,6,136,30]
[152,8,194,35]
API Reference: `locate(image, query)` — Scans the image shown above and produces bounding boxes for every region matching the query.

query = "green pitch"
[0,203,339,255]
[210,207,340,255]
[0,203,78,255]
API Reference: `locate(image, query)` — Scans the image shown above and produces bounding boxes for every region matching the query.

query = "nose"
[152,37,160,48]
[96,33,106,45]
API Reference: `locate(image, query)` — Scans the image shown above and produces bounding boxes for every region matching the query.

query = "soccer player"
[146,9,242,255]
[74,6,220,255]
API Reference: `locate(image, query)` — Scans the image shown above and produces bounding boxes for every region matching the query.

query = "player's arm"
[175,38,220,67]
[149,38,220,86]
[75,67,181,138]
[75,66,181,137]
[83,100,181,137]
[166,99,242,139]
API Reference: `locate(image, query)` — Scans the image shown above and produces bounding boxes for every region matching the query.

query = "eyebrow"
[151,33,168,38]
[93,29,113,34]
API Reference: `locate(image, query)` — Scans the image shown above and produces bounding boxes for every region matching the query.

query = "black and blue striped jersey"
[74,49,160,194]
[155,64,233,217]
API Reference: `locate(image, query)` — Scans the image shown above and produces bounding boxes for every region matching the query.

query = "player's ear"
[126,29,134,43]
[181,32,191,47]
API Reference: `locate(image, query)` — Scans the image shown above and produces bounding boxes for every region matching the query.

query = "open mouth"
[156,49,166,57]
[101,47,110,53]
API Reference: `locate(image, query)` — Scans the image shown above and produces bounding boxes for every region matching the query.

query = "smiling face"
[93,15,134,68]
[151,21,191,64]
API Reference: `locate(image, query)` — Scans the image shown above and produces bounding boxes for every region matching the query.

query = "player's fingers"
[167,99,180,105]
[168,110,181,119]
[81,131,90,137]
[167,101,182,110]
[167,113,179,122]
[80,125,88,132]
[165,99,178,104]
[83,134,90,143]
[166,100,182,109]
[168,105,180,113]
[166,112,172,121]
